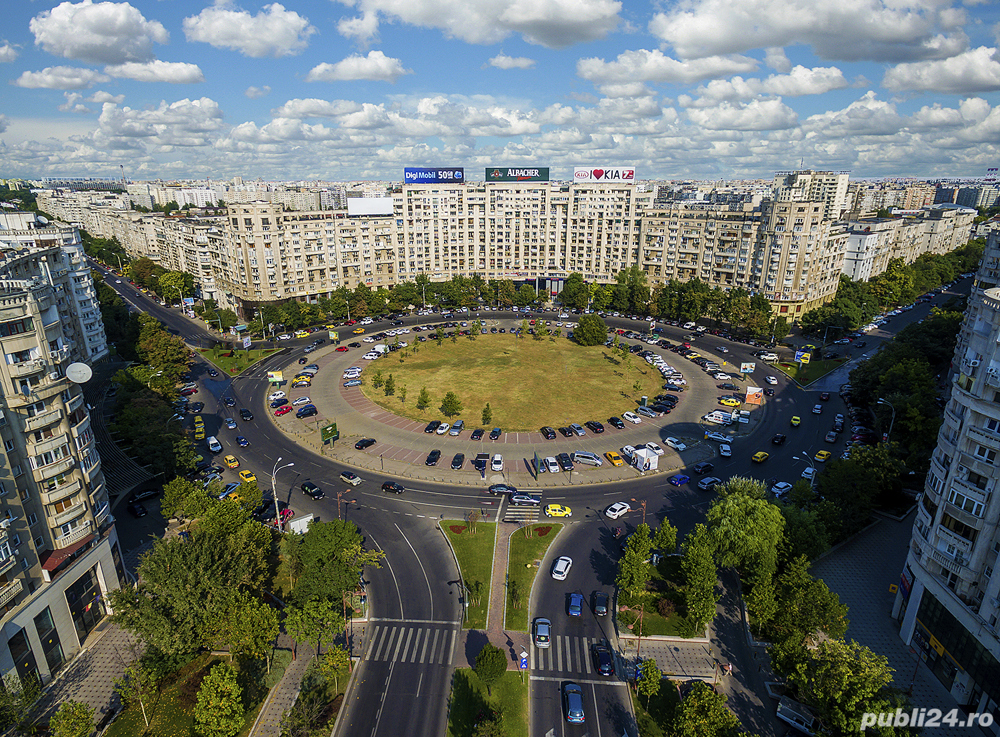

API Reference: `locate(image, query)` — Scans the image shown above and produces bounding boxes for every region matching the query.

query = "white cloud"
[105,61,205,84]
[681,65,849,107]
[0,42,18,63]
[687,99,798,130]
[336,0,622,48]
[95,98,225,147]
[597,82,655,98]
[764,47,790,73]
[183,3,316,58]
[306,51,412,83]
[801,91,905,138]
[245,86,272,99]
[58,93,91,114]
[0,115,8,134]
[577,48,758,86]
[487,53,536,70]
[649,0,969,63]
[13,66,110,90]
[29,1,168,65]
[883,46,1000,93]
[271,99,364,119]
[89,90,125,104]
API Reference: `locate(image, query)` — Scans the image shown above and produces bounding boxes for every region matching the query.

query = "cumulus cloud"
[105,61,205,84]
[687,99,798,130]
[680,66,849,107]
[95,98,225,147]
[649,0,969,63]
[0,115,8,134]
[59,92,91,114]
[89,90,125,104]
[13,66,110,90]
[882,46,1000,93]
[577,48,758,86]
[246,86,272,99]
[0,42,19,63]
[764,47,791,73]
[487,53,536,70]
[29,1,169,65]
[183,2,316,58]
[306,51,412,83]
[801,91,905,138]
[336,0,622,48]
[271,99,364,119]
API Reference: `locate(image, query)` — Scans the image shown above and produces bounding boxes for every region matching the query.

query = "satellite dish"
[65,363,93,384]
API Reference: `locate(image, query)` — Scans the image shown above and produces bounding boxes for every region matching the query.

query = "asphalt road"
[95,259,970,737]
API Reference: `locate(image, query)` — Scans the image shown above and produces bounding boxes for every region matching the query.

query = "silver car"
[533,618,551,648]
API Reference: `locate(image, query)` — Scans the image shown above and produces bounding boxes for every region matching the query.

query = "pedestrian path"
[531,635,616,677]
[363,621,459,665]
[487,523,513,635]
[503,506,539,523]
[619,636,718,681]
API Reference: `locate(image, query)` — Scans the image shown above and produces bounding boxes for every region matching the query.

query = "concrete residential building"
[772,170,850,221]
[0,212,120,690]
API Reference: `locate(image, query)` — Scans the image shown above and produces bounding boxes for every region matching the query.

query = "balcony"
[32,456,74,483]
[22,408,62,433]
[53,521,92,549]
[94,501,111,528]
[0,578,23,607]
[50,502,85,528]
[0,557,14,577]
[7,360,45,378]
[968,425,1000,450]
[40,478,81,505]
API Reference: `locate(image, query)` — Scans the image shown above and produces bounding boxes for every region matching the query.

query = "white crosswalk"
[364,623,459,666]
[530,635,617,676]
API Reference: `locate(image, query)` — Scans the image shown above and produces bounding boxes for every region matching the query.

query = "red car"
[270,508,295,526]
[335,346,349,352]
[180,386,198,396]
[275,406,293,416]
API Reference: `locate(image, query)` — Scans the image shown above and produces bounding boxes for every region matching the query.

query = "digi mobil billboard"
[404,167,464,183]
[573,167,636,183]
[486,167,550,182]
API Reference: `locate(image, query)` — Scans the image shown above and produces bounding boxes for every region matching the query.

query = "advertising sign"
[329,331,338,342]
[573,167,636,183]
[321,422,340,443]
[486,167,550,182]
[740,362,756,374]
[794,350,811,364]
[347,197,394,216]
[404,167,464,184]
[183,297,195,306]
[242,337,252,349]
[266,371,283,383]
[745,387,763,406]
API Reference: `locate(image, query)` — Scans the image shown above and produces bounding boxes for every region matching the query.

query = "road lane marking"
[370,618,458,625]
[394,522,435,621]
[592,686,603,737]
[372,626,389,661]
[399,628,414,661]
[447,628,458,665]
[429,629,440,664]
[529,676,626,686]
[391,627,405,662]
[367,533,405,618]
[419,629,431,663]
[556,637,563,671]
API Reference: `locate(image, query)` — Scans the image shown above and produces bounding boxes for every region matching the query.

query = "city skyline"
[2,0,1000,182]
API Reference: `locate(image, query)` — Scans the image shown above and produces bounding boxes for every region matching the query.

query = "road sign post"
[519,650,528,682]
[321,422,340,446]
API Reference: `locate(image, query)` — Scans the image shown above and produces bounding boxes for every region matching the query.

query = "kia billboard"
[404,167,464,183]
[573,167,636,183]
[486,167,550,182]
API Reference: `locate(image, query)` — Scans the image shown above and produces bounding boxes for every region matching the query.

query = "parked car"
[301,482,324,499]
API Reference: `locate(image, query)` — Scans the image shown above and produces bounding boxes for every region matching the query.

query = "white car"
[713,373,731,381]
[605,502,632,520]
[719,444,732,457]
[645,442,665,456]
[340,471,362,486]
[622,411,642,424]
[292,396,311,406]
[551,556,573,580]
[802,467,816,480]
[363,336,376,343]
[717,346,729,353]
[544,456,560,473]
[705,431,728,443]
[363,352,380,360]
[268,391,286,402]
[812,404,823,414]
[765,376,778,385]
[491,454,503,472]
[278,333,292,340]
[620,445,637,462]
[664,437,687,452]
[771,482,793,496]
[436,423,450,435]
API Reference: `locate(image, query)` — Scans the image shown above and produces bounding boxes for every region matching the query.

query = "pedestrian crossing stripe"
[365,624,458,665]
[529,635,622,678]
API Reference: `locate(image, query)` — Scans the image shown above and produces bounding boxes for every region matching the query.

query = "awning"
[40,534,95,571]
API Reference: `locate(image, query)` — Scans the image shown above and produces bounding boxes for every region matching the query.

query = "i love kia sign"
[573,167,636,183]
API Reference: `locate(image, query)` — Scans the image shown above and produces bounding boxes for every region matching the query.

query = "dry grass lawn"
[360,335,664,431]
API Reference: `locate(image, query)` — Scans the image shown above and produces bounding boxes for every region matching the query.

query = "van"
[571,451,603,467]
[449,420,464,436]
[776,696,819,735]
[206,436,222,454]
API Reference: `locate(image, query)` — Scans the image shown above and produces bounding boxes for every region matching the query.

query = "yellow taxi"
[752,451,769,463]
[295,330,310,338]
[544,504,573,518]
[814,450,832,463]
[325,324,338,330]
[719,397,741,407]
[790,416,801,427]
[353,327,365,334]
[239,470,256,484]
[604,451,624,467]
[224,455,239,469]
[193,415,204,426]
[194,427,206,440]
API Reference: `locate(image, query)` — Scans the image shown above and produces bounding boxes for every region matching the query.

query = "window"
[33,536,42,549]
[948,489,985,517]
[4,440,13,453]
[0,318,33,337]
[976,445,998,464]
[968,470,989,490]
[26,514,36,527]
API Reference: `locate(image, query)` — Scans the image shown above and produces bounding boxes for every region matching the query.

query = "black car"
[301,482,324,499]
[190,402,205,413]
[131,488,158,501]
[425,420,441,434]
[693,461,714,474]
[557,452,574,471]
[650,404,673,414]
[541,426,557,440]
[348,342,362,348]
[127,501,147,518]
[592,591,609,616]
[298,357,308,364]
[240,409,253,421]
[591,643,614,676]
[489,427,502,440]
[355,438,376,450]
[381,482,404,494]
[208,369,219,377]
[608,416,625,429]
[585,421,605,434]
[489,483,517,495]
[223,397,236,407]
[764,388,775,396]
[451,453,465,470]
[296,405,318,419]
[833,421,844,433]
[425,449,441,466]
[470,428,484,441]
[558,426,574,438]
[771,433,787,445]
[270,398,288,408]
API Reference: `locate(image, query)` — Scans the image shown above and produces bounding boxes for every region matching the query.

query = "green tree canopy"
[473,642,508,696]
[574,313,607,346]
[194,662,245,737]
[48,701,94,737]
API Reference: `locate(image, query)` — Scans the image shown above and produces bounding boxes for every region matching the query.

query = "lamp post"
[146,369,163,388]
[114,253,123,273]
[877,397,896,443]
[173,285,184,308]
[793,453,817,492]
[164,413,183,426]
[336,490,356,521]
[630,497,647,526]
[271,457,295,529]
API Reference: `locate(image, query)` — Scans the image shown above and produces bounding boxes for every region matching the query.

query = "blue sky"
[2,0,1000,182]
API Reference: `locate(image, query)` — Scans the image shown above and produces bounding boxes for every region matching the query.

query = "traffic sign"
[520,657,528,669]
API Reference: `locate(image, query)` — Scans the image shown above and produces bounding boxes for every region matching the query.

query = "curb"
[437,520,472,629]
[328,651,364,737]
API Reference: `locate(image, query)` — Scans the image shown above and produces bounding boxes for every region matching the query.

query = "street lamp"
[336,489,356,521]
[793,453,817,492]
[630,497,647,526]
[271,457,295,529]
[146,369,163,388]
[164,413,183,426]
[877,397,896,443]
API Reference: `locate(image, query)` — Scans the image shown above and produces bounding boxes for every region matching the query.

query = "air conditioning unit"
[970,360,981,368]
[0,520,11,529]
[48,373,59,381]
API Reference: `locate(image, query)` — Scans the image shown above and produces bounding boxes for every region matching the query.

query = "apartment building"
[0,212,120,689]
[773,170,850,221]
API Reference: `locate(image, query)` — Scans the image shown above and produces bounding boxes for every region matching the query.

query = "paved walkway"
[247,633,315,736]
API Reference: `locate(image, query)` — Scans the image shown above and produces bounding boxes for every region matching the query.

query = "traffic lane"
[366,659,453,737]
[531,678,632,737]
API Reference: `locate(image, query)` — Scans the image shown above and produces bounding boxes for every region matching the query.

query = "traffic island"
[504,523,563,632]
[446,667,528,737]
[441,519,497,630]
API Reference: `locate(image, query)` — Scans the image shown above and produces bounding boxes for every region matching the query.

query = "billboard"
[329,331,338,342]
[486,167,549,182]
[183,297,195,306]
[266,371,283,383]
[242,337,252,349]
[347,197,394,216]
[740,362,756,374]
[745,387,763,406]
[404,167,464,184]
[573,167,636,183]
[794,350,811,364]
[321,422,340,442]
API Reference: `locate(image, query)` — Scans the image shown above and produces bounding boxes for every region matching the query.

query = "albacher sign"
[403,167,464,183]
[573,167,636,183]
[486,167,550,182]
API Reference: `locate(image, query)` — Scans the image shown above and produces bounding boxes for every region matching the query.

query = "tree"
[286,520,378,604]
[285,597,345,657]
[441,391,463,417]
[636,659,661,706]
[681,524,718,631]
[384,374,395,396]
[670,681,742,737]
[482,403,493,426]
[416,387,431,411]
[161,475,210,520]
[317,645,351,691]
[474,642,508,696]
[473,715,507,737]
[220,590,280,665]
[653,521,678,553]
[115,660,157,728]
[0,672,40,731]
[616,524,652,600]
[48,701,94,737]
[574,313,607,346]
[194,662,245,737]
[466,509,481,534]
[559,273,589,310]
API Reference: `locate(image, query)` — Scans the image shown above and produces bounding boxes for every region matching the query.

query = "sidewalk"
[248,633,315,736]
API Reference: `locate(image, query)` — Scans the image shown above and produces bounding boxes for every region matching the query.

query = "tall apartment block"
[772,170,851,221]
[0,212,119,689]
[896,228,1000,724]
